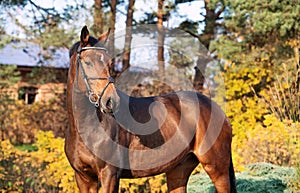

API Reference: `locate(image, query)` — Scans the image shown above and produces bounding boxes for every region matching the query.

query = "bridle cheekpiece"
[77,46,114,108]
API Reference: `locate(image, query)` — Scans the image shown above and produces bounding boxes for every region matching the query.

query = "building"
[0,40,69,104]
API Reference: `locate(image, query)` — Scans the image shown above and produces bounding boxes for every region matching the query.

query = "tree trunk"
[193,0,218,93]
[200,0,216,49]
[109,0,117,53]
[157,0,165,74]
[92,0,103,36]
[109,0,117,76]
[122,0,135,73]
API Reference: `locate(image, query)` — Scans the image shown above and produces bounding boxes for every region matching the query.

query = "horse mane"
[69,36,105,58]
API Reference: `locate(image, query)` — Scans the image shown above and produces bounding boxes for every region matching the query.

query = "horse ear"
[98,28,110,45]
[80,26,89,46]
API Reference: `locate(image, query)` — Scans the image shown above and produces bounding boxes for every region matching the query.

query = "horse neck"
[116,89,130,101]
[66,54,78,132]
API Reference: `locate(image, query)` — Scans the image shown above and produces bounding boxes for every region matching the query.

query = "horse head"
[71,26,119,114]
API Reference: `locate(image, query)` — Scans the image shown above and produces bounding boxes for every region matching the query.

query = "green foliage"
[224,0,299,37]
[211,0,300,173]
[188,172,215,193]
[178,20,199,36]
[38,25,76,49]
[1,0,79,49]
[235,163,294,193]
[0,0,27,7]
[188,162,298,193]
[26,66,68,84]
[14,144,38,152]
[0,65,20,89]
[0,35,14,49]
[168,37,197,68]
[212,0,299,67]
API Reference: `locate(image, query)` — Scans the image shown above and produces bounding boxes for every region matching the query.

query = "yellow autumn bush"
[32,131,78,193]
[246,115,300,165]
[0,131,78,193]
[213,37,300,172]
[1,44,299,192]
[120,174,167,193]
[1,95,67,144]
[0,130,169,193]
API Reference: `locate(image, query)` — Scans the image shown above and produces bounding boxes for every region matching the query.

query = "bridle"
[77,46,114,108]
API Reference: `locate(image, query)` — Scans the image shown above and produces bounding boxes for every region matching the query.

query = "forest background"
[0,0,299,192]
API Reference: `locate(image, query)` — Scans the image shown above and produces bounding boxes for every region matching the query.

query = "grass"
[187,162,298,193]
[14,144,38,152]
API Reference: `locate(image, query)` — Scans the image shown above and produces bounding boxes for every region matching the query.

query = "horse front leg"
[75,172,99,193]
[99,166,120,193]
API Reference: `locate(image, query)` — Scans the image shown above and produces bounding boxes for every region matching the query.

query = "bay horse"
[65,26,236,193]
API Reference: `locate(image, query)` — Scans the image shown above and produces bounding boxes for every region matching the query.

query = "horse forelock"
[69,36,105,58]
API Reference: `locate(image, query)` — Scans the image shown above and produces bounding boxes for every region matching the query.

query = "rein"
[77,46,114,108]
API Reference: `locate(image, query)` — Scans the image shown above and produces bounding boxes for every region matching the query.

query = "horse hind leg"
[197,160,228,193]
[166,154,199,193]
[198,153,236,193]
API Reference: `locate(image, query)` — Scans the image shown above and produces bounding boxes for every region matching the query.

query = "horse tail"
[229,152,237,193]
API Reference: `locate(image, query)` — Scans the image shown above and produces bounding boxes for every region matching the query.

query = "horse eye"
[85,61,92,66]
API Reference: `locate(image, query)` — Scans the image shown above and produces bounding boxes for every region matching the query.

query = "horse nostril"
[106,98,113,111]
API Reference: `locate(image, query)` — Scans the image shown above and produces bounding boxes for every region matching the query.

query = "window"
[18,86,37,104]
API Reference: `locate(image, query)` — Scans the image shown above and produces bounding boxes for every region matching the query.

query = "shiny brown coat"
[65,26,236,193]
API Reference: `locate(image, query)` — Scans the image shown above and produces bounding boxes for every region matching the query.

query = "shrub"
[188,162,298,193]
[1,95,67,144]
[0,131,169,192]
[0,139,53,192]
[0,131,77,193]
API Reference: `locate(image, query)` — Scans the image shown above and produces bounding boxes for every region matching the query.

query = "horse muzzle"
[100,96,120,114]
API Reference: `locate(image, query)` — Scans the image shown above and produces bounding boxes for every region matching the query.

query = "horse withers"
[65,26,236,193]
